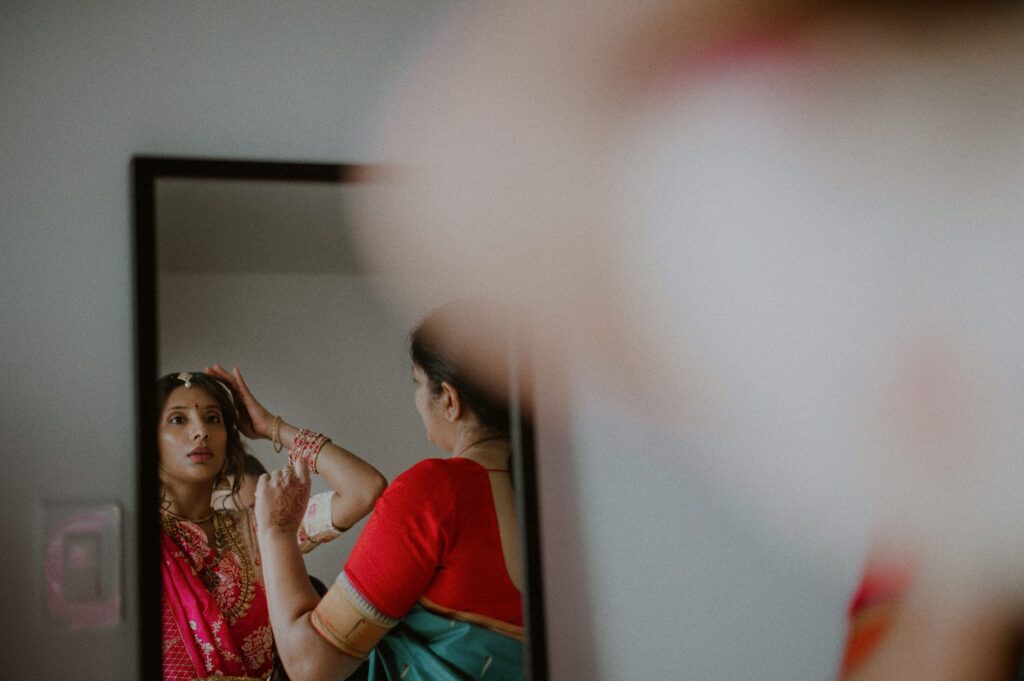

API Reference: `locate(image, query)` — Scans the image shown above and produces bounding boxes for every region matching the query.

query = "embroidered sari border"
[311,574,398,659]
[298,491,344,555]
[336,572,401,627]
[418,596,525,642]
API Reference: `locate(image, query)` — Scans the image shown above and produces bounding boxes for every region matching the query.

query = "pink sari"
[161,511,274,681]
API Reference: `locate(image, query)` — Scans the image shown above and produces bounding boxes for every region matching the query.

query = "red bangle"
[288,428,331,473]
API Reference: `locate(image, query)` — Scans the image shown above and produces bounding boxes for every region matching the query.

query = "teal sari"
[367,605,523,681]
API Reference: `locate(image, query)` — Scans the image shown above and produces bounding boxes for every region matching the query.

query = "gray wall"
[1,1,868,679]
[0,2,453,677]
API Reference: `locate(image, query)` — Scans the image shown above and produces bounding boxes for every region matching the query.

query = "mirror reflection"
[150,168,530,681]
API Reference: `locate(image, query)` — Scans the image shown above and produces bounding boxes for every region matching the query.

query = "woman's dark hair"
[242,453,268,478]
[155,371,248,505]
[410,300,514,435]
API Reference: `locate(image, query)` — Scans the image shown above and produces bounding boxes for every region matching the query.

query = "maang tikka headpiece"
[176,371,194,388]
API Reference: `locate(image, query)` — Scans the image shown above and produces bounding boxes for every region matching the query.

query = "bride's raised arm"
[205,364,387,535]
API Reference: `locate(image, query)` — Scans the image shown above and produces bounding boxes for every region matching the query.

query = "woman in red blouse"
[256,302,525,681]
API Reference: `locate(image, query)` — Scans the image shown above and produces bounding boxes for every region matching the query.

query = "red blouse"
[343,457,523,632]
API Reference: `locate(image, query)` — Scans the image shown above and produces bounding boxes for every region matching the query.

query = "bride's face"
[158,385,228,487]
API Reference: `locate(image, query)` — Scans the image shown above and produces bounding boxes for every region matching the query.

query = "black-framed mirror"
[133,156,547,680]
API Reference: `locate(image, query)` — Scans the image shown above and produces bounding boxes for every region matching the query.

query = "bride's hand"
[205,364,275,440]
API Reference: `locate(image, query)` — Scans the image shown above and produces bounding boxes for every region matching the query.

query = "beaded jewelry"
[159,510,256,625]
[211,511,256,624]
[288,428,331,474]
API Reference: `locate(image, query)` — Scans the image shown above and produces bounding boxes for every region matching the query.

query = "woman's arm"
[206,364,387,529]
[256,463,369,681]
[272,419,387,530]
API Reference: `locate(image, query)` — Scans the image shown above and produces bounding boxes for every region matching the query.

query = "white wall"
[0,2,453,678]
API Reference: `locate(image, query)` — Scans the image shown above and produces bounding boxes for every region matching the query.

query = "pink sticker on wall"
[43,502,122,630]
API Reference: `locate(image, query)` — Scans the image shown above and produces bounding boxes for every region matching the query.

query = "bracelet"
[271,416,283,453]
[290,430,329,473]
[303,432,329,474]
[288,428,331,474]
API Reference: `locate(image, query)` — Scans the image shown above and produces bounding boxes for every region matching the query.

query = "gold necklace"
[455,435,507,456]
[212,511,256,624]
[456,440,512,471]
[160,510,256,625]
[162,507,215,524]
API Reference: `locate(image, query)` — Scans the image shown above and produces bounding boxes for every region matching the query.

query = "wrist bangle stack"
[271,415,283,453]
[289,428,330,473]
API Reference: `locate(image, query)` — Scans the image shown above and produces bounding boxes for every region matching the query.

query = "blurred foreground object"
[356,1,1024,678]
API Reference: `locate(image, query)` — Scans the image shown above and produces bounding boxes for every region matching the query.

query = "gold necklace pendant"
[213,512,256,624]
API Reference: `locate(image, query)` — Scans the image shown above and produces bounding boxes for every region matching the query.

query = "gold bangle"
[289,428,330,474]
[310,445,322,475]
[271,415,283,453]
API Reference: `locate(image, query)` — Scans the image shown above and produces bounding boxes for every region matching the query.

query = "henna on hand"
[267,474,310,531]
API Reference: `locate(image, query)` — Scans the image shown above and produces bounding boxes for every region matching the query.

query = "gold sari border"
[419,596,525,643]
[311,579,395,659]
[335,572,401,627]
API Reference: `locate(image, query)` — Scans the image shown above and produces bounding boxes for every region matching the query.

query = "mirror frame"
[132,155,548,681]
